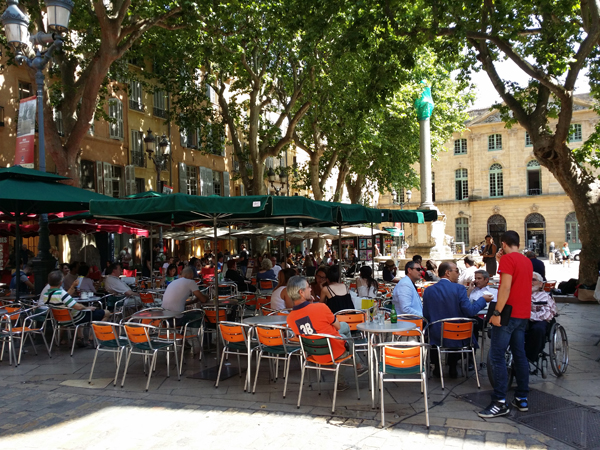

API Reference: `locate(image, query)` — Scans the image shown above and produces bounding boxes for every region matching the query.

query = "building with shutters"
[378,94,597,256]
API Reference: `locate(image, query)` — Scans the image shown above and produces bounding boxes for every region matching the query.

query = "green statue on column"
[415,82,436,210]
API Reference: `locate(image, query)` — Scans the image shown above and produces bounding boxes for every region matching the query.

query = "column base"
[419,202,438,211]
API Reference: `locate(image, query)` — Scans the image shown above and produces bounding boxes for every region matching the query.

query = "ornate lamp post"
[267,167,286,196]
[2,0,75,293]
[144,129,170,191]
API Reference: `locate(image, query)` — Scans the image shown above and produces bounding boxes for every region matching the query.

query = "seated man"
[44,270,110,347]
[286,275,366,391]
[62,261,79,290]
[391,261,423,316]
[161,266,208,326]
[423,261,492,377]
[224,260,256,292]
[466,269,497,338]
[458,256,477,286]
[525,272,557,362]
[104,263,142,309]
[382,260,399,283]
[10,262,34,293]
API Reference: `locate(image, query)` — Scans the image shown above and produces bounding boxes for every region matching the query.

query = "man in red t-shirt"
[286,275,366,391]
[479,230,533,419]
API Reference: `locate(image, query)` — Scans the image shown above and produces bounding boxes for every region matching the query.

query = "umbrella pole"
[14,213,21,303]
[371,223,375,273]
[283,219,287,263]
[150,225,153,287]
[228,224,231,257]
[338,225,342,282]
[213,217,221,361]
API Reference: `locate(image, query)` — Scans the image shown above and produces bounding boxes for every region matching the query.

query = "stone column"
[415,84,437,211]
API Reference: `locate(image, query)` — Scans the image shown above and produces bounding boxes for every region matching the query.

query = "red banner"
[15,95,36,168]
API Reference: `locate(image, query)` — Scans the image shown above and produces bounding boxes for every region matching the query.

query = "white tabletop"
[243,315,288,326]
[130,309,182,320]
[72,296,102,303]
[357,321,416,333]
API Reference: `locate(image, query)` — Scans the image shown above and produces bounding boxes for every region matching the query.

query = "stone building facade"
[379,94,597,256]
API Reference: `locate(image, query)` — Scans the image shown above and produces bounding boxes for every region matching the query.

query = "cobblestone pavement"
[0,301,598,449]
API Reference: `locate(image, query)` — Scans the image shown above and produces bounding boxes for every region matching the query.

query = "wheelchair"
[487,317,569,388]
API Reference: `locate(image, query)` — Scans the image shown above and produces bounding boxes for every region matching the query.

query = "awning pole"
[150,224,153,286]
[283,219,287,263]
[338,224,342,282]
[371,222,375,273]
[213,216,221,360]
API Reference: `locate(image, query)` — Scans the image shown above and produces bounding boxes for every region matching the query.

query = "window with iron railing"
[131,130,145,167]
[129,81,144,112]
[153,90,167,118]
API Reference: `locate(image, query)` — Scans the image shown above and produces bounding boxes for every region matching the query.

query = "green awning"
[313,201,384,225]
[0,166,117,215]
[382,208,438,223]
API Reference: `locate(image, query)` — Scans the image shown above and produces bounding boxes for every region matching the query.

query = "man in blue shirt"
[391,261,423,316]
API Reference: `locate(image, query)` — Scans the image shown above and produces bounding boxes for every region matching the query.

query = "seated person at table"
[392,261,423,316]
[44,270,109,347]
[10,262,34,293]
[310,267,327,302]
[303,255,316,276]
[424,260,440,282]
[77,263,97,294]
[382,260,400,283]
[162,267,208,318]
[412,255,427,279]
[224,260,256,292]
[63,261,80,290]
[423,261,492,378]
[286,275,367,391]
[256,258,277,281]
[458,256,477,286]
[104,263,142,308]
[525,272,557,362]
[320,265,354,314]
[271,268,297,310]
[163,264,179,287]
[271,256,282,278]
[355,266,378,298]
[466,269,496,338]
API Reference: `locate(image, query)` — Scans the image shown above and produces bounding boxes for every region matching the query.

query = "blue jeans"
[489,318,529,401]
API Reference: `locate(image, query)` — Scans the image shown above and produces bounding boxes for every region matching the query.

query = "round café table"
[357,320,417,408]
[130,309,183,320]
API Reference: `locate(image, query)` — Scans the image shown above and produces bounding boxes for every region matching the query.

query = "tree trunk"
[535,141,600,285]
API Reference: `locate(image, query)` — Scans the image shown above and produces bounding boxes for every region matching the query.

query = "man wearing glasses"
[391,261,424,316]
[423,261,491,378]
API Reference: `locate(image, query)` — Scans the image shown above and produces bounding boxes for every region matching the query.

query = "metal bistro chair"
[0,304,23,365]
[252,324,300,397]
[427,317,480,390]
[258,279,278,295]
[2,306,52,365]
[89,321,128,386]
[216,321,257,391]
[335,309,369,361]
[376,340,429,428]
[202,306,228,356]
[121,322,181,391]
[174,309,205,372]
[49,306,91,357]
[297,333,360,413]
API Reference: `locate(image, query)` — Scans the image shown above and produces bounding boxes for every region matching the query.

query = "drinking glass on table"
[376,310,385,325]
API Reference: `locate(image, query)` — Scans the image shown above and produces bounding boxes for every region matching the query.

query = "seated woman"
[224,260,256,292]
[525,272,557,362]
[310,267,327,302]
[321,265,354,314]
[355,266,378,298]
[303,255,316,276]
[382,260,399,283]
[163,264,179,287]
[424,260,440,282]
[77,263,97,294]
[270,268,297,310]
[256,258,277,281]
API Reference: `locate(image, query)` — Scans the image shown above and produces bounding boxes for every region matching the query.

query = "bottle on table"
[390,304,397,324]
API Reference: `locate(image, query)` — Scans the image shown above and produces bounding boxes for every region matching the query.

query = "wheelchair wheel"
[541,356,548,379]
[549,323,569,376]
[486,347,514,388]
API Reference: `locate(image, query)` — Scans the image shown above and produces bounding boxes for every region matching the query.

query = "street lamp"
[267,167,286,196]
[2,0,75,294]
[145,129,170,191]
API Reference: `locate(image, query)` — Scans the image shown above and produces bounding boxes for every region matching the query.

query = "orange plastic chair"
[253,324,300,396]
[49,307,89,357]
[427,318,479,390]
[216,321,256,390]
[377,341,429,428]
[393,315,428,340]
[121,322,180,391]
[89,321,128,386]
[0,305,23,365]
[139,292,156,307]
[335,309,368,358]
[123,269,137,278]
[3,306,51,365]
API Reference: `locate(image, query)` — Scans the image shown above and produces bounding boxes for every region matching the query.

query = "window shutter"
[240,183,245,196]
[179,162,187,194]
[125,165,136,196]
[180,129,187,148]
[223,171,230,197]
[205,167,213,196]
[117,101,123,138]
[103,162,113,197]
[95,161,104,194]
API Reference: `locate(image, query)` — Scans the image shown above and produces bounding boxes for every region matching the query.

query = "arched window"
[527,160,541,195]
[487,214,506,249]
[565,212,580,247]
[455,168,468,200]
[455,217,469,245]
[489,163,503,198]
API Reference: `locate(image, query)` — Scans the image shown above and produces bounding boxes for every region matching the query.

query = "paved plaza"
[0,261,597,449]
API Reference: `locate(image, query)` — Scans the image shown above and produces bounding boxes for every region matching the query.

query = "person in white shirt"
[458,256,478,286]
[467,270,497,304]
[270,256,282,278]
[270,268,296,310]
[161,267,208,313]
[104,263,141,308]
